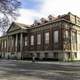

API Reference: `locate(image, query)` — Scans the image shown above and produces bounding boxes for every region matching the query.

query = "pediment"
[7,22,21,33]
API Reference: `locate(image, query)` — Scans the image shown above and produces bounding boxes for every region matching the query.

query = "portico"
[4,22,29,59]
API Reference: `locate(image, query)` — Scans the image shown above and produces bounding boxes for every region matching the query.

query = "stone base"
[0,52,21,60]
[0,51,80,61]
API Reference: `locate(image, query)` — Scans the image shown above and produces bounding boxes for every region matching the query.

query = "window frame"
[37,34,41,45]
[45,32,49,44]
[24,36,28,46]
[30,35,34,45]
[53,30,59,43]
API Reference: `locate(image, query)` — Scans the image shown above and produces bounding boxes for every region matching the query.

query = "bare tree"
[0,0,21,35]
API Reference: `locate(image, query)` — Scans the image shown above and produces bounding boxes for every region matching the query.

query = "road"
[0,60,80,80]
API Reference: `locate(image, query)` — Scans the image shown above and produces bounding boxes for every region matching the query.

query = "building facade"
[0,12,80,61]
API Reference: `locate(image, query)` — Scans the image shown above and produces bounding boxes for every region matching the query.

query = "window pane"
[64,30,69,39]
[45,32,49,44]
[31,35,34,45]
[77,33,80,50]
[37,34,41,45]
[25,36,28,46]
[72,32,76,43]
[54,31,58,43]
[71,32,76,50]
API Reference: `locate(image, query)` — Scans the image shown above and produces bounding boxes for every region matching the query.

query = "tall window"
[45,32,49,44]
[54,31,58,43]
[31,35,34,45]
[37,34,41,45]
[71,32,76,50]
[24,36,28,46]
[77,33,80,50]
[71,32,76,43]
[64,30,69,39]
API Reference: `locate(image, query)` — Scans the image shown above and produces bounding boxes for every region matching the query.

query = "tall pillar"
[13,36,15,52]
[16,34,18,52]
[6,36,10,59]
[20,33,23,52]
[7,36,9,52]
[20,33,23,59]
[11,36,13,52]
[11,36,15,52]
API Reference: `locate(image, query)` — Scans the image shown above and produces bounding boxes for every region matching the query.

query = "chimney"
[40,18,48,23]
[48,15,55,21]
[34,20,40,26]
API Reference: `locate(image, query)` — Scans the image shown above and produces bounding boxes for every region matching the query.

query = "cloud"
[16,9,42,25]
[40,0,80,16]
[16,0,80,25]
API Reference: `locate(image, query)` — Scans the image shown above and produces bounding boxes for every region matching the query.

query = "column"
[11,36,13,52]
[20,33,23,59]
[7,36,9,52]
[12,36,15,52]
[16,34,18,52]
[20,33,23,52]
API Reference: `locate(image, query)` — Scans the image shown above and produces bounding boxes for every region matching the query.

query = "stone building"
[0,12,80,61]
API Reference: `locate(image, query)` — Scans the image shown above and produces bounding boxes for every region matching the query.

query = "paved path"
[0,60,80,80]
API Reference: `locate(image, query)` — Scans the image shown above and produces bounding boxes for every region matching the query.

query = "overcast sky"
[16,0,80,25]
